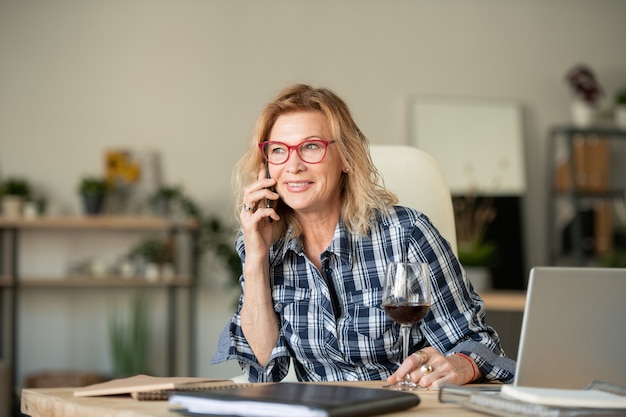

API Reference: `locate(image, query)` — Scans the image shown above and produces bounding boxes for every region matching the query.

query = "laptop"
[513,266,626,389]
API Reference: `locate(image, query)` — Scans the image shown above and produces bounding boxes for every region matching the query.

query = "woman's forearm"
[239,259,279,367]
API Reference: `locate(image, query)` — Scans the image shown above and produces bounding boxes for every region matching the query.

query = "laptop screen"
[514,267,626,389]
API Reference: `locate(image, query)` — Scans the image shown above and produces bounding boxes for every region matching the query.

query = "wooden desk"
[22,381,488,417]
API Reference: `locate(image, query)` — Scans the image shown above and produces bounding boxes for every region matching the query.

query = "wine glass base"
[384,381,426,391]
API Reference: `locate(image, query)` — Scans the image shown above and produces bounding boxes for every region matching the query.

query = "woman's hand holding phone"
[240,171,279,258]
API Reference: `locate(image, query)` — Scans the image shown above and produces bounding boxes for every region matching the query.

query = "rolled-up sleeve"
[409,214,516,382]
[210,311,292,382]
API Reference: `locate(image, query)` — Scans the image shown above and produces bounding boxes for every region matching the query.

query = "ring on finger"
[242,203,255,213]
[420,364,433,374]
[414,350,427,364]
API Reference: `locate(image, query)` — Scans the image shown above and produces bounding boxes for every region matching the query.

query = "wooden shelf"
[550,125,626,137]
[16,275,192,288]
[0,215,197,230]
[0,214,198,393]
[553,188,625,199]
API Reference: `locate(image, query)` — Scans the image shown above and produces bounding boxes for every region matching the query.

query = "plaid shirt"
[212,206,515,383]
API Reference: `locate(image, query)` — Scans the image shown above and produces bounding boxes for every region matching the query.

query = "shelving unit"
[547,125,626,266]
[0,215,198,412]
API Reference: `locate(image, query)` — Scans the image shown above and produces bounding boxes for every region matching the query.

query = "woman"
[212,84,515,387]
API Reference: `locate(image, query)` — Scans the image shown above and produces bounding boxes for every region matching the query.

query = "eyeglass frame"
[258,139,336,165]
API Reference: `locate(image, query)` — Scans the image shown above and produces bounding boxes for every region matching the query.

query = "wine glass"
[382,261,431,391]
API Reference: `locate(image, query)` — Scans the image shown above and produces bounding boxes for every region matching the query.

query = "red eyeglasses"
[259,139,336,165]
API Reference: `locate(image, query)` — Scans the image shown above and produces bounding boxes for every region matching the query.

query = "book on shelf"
[73,374,241,401]
[554,135,610,193]
[594,201,613,256]
[438,382,626,417]
[168,382,421,417]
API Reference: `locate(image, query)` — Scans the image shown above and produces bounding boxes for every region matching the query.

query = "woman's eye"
[270,145,286,154]
[303,142,321,151]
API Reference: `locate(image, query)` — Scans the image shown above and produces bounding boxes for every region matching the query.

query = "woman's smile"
[284,181,313,191]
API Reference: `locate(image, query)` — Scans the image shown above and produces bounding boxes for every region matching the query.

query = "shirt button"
[274,302,283,312]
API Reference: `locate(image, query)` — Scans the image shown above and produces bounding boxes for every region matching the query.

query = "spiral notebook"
[73,374,246,401]
[439,383,626,417]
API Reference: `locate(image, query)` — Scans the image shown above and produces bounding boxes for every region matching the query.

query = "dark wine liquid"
[383,303,430,324]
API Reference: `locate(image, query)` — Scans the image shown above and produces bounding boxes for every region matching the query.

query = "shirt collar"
[271,219,355,268]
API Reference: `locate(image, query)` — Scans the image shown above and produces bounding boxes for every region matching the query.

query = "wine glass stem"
[401,324,411,383]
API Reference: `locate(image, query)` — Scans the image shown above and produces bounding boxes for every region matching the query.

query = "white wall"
[1,0,626,383]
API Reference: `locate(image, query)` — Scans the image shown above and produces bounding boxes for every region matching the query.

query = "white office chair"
[369,144,458,256]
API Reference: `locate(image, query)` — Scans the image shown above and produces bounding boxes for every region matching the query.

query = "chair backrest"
[370,144,458,256]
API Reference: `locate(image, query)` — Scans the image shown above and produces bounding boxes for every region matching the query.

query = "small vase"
[144,263,160,282]
[1,196,24,218]
[81,193,105,215]
[465,266,492,294]
[570,100,595,128]
[119,259,135,279]
[23,201,38,219]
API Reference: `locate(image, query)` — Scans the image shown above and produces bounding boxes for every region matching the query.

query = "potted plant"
[145,184,241,292]
[614,86,626,129]
[108,292,150,377]
[565,64,604,128]
[78,176,108,215]
[128,237,174,281]
[197,216,242,288]
[0,177,31,218]
[453,194,497,292]
[148,185,184,217]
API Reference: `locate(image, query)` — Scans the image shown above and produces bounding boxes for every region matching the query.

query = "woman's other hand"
[386,347,481,389]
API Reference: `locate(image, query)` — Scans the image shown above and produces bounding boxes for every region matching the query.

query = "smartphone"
[264,160,275,222]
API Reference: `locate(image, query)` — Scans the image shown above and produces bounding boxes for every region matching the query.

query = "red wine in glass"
[383,303,430,324]
[382,261,431,391]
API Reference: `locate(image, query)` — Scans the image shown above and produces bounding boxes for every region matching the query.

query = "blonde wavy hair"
[233,84,397,238]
